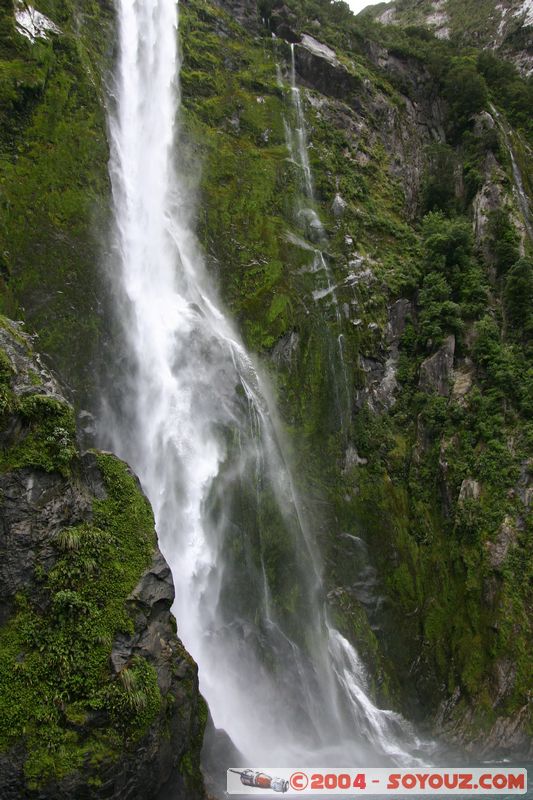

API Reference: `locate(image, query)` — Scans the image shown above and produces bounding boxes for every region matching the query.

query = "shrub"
[443,58,488,137]
[504,257,533,339]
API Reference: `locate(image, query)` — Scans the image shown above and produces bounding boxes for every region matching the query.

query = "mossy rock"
[0,320,206,798]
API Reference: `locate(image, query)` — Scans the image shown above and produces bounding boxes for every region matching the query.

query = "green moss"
[0,452,158,788]
[0,0,530,753]
[0,394,77,476]
[0,348,14,413]
[0,0,112,397]
[106,656,161,738]
[179,694,208,796]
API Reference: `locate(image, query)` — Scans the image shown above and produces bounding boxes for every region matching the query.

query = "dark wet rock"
[451,363,474,404]
[272,331,300,367]
[436,685,533,760]
[473,162,505,249]
[217,0,262,31]
[343,444,368,472]
[486,516,517,570]
[0,323,63,402]
[201,716,246,800]
[293,40,364,108]
[355,300,411,413]
[0,321,206,800]
[386,298,411,345]
[458,478,482,503]
[0,463,93,626]
[356,354,399,413]
[517,459,533,509]
[331,192,347,217]
[419,335,455,396]
[268,3,299,42]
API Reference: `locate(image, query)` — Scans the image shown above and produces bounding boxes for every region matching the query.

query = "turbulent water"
[102,0,425,773]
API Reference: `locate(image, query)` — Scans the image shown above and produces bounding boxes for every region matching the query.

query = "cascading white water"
[287,45,314,201]
[283,42,351,433]
[103,0,425,774]
[490,104,533,242]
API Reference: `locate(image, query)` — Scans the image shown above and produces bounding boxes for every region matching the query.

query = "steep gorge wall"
[0,0,531,765]
[0,315,206,798]
[179,0,533,756]
[0,0,113,401]
[365,0,533,77]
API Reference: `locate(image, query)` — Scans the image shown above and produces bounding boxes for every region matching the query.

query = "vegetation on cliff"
[0,0,112,398]
[0,318,206,797]
[0,0,530,764]
[179,0,533,751]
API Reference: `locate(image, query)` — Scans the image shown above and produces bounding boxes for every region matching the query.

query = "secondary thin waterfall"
[102,0,424,770]
[490,104,533,242]
[281,42,352,433]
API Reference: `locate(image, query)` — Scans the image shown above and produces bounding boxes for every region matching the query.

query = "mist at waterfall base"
[99,0,429,788]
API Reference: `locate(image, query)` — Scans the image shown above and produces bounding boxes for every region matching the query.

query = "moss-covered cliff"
[0,0,112,400]
[0,316,206,798]
[177,0,533,756]
[364,0,533,77]
[0,0,531,768]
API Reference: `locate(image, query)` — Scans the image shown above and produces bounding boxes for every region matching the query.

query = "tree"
[504,257,533,340]
[422,143,457,214]
[488,210,520,274]
[443,58,488,136]
[418,271,462,346]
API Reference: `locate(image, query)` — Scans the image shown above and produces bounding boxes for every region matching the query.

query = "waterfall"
[102,0,425,775]
[287,44,315,201]
[490,104,533,242]
[283,42,351,433]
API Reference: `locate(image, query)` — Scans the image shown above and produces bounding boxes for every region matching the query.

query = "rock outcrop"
[0,318,206,800]
[367,0,533,77]
[419,335,455,396]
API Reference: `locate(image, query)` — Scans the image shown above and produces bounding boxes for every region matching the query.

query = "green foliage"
[478,51,533,144]
[179,0,299,351]
[487,209,521,275]
[179,694,208,797]
[106,657,161,736]
[504,257,533,340]
[0,333,78,475]
[442,58,489,137]
[421,143,457,213]
[176,0,533,739]
[472,315,531,415]
[0,453,158,787]
[0,0,530,755]
[417,212,486,348]
[0,0,111,396]
[461,125,500,205]
[473,317,513,384]
[422,212,474,281]
[418,271,462,345]
[0,346,14,414]
[0,394,77,475]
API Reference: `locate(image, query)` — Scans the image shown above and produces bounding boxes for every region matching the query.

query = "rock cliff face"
[177,0,533,757]
[0,0,113,402]
[0,318,206,798]
[0,0,532,769]
[365,0,533,77]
